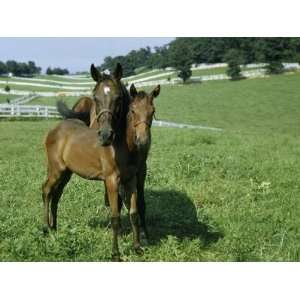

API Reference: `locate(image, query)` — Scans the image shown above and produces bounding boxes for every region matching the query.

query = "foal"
[119,84,160,239]
[42,63,129,260]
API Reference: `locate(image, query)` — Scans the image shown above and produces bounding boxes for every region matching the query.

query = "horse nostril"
[108,130,113,140]
[99,129,114,145]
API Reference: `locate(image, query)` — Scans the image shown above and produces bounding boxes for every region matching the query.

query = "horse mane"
[116,80,130,141]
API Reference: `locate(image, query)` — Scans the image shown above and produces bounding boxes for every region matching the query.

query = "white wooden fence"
[10,94,39,105]
[153,120,223,131]
[0,104,223,131]
[0,104,60,118]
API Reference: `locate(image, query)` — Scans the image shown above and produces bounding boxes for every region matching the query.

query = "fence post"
[11,105,14,116]
[45,107,48,118]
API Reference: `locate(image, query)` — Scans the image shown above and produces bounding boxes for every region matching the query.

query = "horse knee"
[130,212,140,226]
[111,216,120,231]
[42,180,51,201]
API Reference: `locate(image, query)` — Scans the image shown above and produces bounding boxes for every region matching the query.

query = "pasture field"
[0,76,93,86]
[28,96,82,107]
[0,94,18,103]
[134,65,265,82]
[36,75,91,82]
[0,83,91,93]
[1,72,300,261]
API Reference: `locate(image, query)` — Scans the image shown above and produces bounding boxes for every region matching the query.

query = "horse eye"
[131,109,135,114]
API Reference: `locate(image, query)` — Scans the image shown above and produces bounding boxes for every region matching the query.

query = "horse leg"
[104,185,123,231]
[137,163,149,240]
[42,169,64,233]
[104,184,123,211]
[104,185,110,207]
[125,177,143,255]
[105,174,121,261]
[49,170,72,231]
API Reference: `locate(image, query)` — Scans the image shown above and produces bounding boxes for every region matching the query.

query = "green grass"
[0,83,91,93]
[192,67,228,76]
[1,78,93,88]
[1,72,300,261]
[136,66,266,83]
[28,96,81,107]
[36,75,92,82]
[0,94,18,103]
[124,70,169,81]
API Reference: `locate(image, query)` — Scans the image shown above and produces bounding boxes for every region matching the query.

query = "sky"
[0,37,174,73]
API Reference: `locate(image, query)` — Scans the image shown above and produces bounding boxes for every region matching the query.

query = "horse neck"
[125,114,136,152]
[114,82,130,143]
[89,102,97,128]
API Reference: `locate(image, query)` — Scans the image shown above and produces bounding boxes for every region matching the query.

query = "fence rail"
[10,94,39,105]
[0,104,60,118]
[0,104,223,131]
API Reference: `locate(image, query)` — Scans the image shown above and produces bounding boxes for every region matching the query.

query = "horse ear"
[151,85,160,98]
[113,63,123,81]
[129,84,137,98]
[90,64,102,82]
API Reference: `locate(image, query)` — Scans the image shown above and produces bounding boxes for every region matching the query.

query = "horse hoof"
[42,225,49,235]
[135,246,144,256]
[140,231,149,246]
[112,254,122,262]
[140,230,149,246]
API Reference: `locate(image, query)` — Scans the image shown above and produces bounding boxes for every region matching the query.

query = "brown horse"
[121,84,160,240]
[43,83,159,261]
[42,63,130,261]
[57,63,128,145]
[58,84,161,241]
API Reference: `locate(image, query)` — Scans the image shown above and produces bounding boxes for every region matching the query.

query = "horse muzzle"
[99,129,114,146]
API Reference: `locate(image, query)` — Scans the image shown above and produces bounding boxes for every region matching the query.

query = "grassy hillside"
[0,94,18,103]
[28,96,82,107]
[1,73,300,261]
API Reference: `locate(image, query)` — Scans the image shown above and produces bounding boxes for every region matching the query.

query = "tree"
[6,60,18,75]
[258,38,291,74]
[97,38,300,80]
[168,38,193,83]
[266,61,284,74]
[46,67,69,75]
[225,49,243,80]
[5,60,41,76]
[178,64,192,83]
[0,61,7,75]
[46,67,52,75]
[28,61,41,75]
[5,85,10,93]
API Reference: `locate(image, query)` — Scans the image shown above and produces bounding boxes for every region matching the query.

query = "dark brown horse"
[122,84,160,239]
[58,84,161,241]
[42,63,130,260]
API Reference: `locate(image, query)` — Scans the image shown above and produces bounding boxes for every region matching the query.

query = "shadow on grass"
[145,189,223,247]
[88,189,223,247]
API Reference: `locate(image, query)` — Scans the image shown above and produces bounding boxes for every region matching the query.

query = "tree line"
[99,38,300,81]
[0,60,41,77]
[46,67,69,75]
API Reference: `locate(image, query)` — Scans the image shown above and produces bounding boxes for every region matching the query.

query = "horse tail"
[56,100,90,126]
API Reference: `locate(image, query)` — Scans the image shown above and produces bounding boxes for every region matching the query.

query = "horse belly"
[63,142,104,180]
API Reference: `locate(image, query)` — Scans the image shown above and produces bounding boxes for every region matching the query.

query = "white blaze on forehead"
[103,86,111,95]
